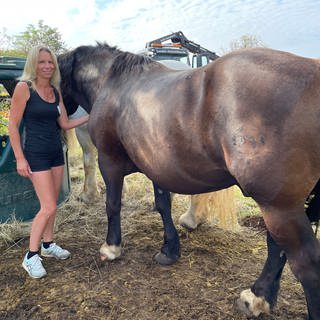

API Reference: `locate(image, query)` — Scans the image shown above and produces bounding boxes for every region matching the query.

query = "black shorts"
[24,148,65,172]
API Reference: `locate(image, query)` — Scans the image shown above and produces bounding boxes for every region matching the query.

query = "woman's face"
[36,50,55,80]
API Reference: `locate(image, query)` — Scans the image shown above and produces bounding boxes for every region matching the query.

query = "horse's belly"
[142,162,235,194]
[154,176,234,195]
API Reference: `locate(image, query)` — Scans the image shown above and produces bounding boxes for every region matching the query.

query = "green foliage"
[0,28,25,57]
[12,20,68,55]
[0,98,10,135]
[0,49,25,57]
[0,84,10,135]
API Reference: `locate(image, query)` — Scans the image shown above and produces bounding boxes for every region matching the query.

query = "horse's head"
[58,43,121,115]
[58,49,82,116]
[58,43,159,116]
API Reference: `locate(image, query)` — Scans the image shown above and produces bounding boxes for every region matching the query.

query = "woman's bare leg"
[42,165,64,242]
[28,169,59,251]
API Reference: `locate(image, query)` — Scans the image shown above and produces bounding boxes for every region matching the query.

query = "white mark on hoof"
[237,289,270,317]
[99,242,121,261]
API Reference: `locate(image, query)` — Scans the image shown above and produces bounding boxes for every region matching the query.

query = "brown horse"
[58,43,320,319]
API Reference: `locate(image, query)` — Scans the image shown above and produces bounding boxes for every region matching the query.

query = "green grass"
[234,186,261,219]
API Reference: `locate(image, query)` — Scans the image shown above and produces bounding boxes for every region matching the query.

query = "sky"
[1,0,320,58]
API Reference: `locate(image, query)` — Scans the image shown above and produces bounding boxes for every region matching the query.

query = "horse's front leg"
[237,231,287,317]
[97,156,123,261]
[99,182,122,260]
[152,182,180,265]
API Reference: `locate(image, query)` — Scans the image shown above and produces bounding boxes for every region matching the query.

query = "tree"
[0,28,25,58]
[13,20,68,55]
[221,34,266,55]
[230,34,265,51]
[0,28,11,50]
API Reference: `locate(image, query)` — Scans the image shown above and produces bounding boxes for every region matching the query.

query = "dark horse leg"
[237,232,287,316]
[98,153,124,261]
[152,182,180,265]
[239,204,320,319]
[97,150,180,264]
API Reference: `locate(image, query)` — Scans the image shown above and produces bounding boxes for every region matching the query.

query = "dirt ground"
[0,167,309,320]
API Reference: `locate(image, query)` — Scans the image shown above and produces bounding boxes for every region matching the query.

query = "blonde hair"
[20,45,61,89]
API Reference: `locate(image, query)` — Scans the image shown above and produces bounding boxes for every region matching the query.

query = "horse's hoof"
[154,252,179,265]
[237,289,270,317]
[179,221,197,231]
[99,242,121,261]
[178,213,198,230]
[78,192,100,204]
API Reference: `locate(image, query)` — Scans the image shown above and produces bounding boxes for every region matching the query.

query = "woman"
[8,45,89,279]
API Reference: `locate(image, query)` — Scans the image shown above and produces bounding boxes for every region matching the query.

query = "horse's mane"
[111,50,157,76]
[58,42,159,98]
[92,42,158,78]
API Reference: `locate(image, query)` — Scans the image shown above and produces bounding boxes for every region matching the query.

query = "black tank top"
[23,82,62,153]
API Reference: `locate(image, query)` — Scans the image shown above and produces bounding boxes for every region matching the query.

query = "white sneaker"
[22,253,47,279]
[41,243,71,260]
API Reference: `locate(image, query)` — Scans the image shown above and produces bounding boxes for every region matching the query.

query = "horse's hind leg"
[242,205,320,319]
[269,209,320,320]
[75,124,99,203]
[237,231,287,317]
[152,182,180,265]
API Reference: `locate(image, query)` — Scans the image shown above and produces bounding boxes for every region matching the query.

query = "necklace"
[38,87,55,103]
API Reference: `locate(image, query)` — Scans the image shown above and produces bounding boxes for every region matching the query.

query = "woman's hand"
[16,158,32,178]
